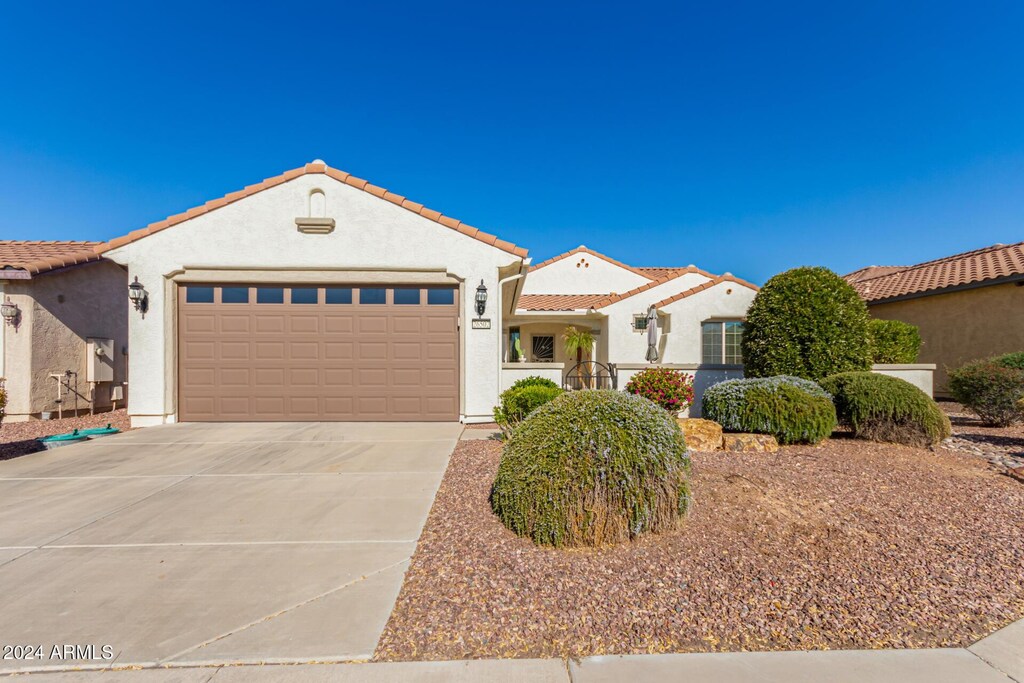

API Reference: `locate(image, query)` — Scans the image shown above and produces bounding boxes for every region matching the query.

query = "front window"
[532,335,555,362]
[633,314,649,331]
[702,321,744,364]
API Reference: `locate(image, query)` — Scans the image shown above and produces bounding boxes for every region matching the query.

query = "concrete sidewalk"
[10,626,1022,682]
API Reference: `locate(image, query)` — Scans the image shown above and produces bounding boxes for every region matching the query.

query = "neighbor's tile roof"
[0,241,104,276]
[652,274,760,308]
[843,265,907,283]
[99,161,528,259]
[848,241,1024,302]
[517,294,609,311]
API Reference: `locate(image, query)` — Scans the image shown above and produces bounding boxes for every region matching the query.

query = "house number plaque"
[471,319,491,329]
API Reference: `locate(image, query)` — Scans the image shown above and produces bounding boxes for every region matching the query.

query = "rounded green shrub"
[948,358,1024,427]
[624,367,695,412]
[992,352,1024,370]
[492,384,563,431]
[491,390,690,547]
[701,376,836,444]
[820,372,950,447]
[509,375,560,391]
[742,267,871,380]
[868,319,922,364]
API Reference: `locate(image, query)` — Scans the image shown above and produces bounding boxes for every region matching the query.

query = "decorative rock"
[677,418,723,451]
[722,433,780,453]
[1008,466,1024,484]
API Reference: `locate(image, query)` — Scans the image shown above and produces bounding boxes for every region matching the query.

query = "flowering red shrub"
[625,368,695,412]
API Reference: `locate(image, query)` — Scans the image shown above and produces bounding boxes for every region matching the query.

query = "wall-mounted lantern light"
[475,280,488,317]
[128,276,148,314]
[0,297,19,327]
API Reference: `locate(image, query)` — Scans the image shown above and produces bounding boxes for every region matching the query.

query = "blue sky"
[1,1,1022,283]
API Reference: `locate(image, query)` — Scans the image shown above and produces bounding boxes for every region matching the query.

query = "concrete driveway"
[0,421,461,672]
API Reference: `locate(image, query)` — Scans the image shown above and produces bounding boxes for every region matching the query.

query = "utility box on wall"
[86,338,115,383]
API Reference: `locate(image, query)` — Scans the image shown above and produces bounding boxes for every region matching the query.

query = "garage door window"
[393,288,421,305]
[427,288,455,305]
[360,288,387,304]
[221,287,249,304]
[256,287,284,304]
[291,287,319,304]
[325,287,353,304]
[185,286,214,303]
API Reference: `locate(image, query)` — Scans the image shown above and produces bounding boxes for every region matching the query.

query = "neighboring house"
[0,242,127,421]
[92,161,759,426]
[845,241,1024,396]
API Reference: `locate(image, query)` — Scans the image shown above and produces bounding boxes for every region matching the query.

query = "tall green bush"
[948,358,1024,426]
[509,375,559,391]
[701,376,836,444]
[868,319,922,364]
[742,267,871,380]
[0,382,6,426]
[992,352,1024,370]
[820,372,950,447]
[491,390,690,547]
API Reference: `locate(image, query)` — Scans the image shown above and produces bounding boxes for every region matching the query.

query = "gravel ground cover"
[939,401,1024,470]
[0,409,131,461]
[376,436,1024,660]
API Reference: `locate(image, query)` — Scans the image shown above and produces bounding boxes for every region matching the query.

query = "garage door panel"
[178,284,458,421]
[220,315,252,334]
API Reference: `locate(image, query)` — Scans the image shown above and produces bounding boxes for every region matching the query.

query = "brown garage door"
[177,284,459,421]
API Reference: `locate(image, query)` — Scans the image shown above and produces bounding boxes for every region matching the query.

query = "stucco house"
[91,161,759,427]
[845,241,1024,396]
[0,242,127,421]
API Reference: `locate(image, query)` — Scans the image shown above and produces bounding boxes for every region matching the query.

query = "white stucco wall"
[104,172,523,426]
[522,251,650,295]
[500,363,565,391]
[870,364,936,397]
[601,272,721,363]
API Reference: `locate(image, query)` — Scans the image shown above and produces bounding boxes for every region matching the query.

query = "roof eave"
[864,273,1024,305]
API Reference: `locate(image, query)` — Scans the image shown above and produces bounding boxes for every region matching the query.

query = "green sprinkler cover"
[78,424,120,437]
[38,430,89,443]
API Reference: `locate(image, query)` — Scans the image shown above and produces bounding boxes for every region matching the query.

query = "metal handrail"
[563,361,618,391]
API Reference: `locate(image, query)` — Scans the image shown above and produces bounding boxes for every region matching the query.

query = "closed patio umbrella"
[645,305,659,363]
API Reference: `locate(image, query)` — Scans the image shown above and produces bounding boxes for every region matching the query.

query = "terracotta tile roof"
[652,274,759,308]
[848,241,1024,302]
[589,265,722,309]
[517,294,609,311]
[843,265,906,283]
[529,246,659,279]
[98,161,528,259]
[0,241,104,276]
[635,266,685,278]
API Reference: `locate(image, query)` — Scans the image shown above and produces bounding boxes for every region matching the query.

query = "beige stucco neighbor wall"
[2,261,128,420]
[104,172,523,427]
[868,282,1024,396]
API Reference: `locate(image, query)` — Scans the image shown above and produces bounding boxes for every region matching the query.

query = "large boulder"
[676,418,723,451]
[722,433,780,453]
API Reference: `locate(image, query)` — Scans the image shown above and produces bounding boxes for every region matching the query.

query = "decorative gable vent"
[295,187,336,234]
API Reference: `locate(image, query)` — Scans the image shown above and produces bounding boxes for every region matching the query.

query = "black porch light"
[0,297,19,326]
[475,279,488,317]
[128,276,148,313]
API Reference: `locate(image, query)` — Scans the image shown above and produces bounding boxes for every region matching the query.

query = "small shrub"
[509,375,560,391]
[742,267,871,380]
[624,368,695,412]
[491,390,690,547]
[820,372,950,447]
[492,384,563,432]
[868,319,922,364]
[948,359,1024,426]
[702,376,836,444]
[0,382,5,425]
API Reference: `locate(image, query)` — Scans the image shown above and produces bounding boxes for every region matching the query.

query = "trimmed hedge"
[509,375,560,391]
[948,358,1024,427]
[820,372,950,447]
[992,352,1024,371]
[701,376,836,444]
[868,319,922,364]
[493,384,563,432]
[742,267,872,380]
[491,390,690,547]
[624,367,695,412]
